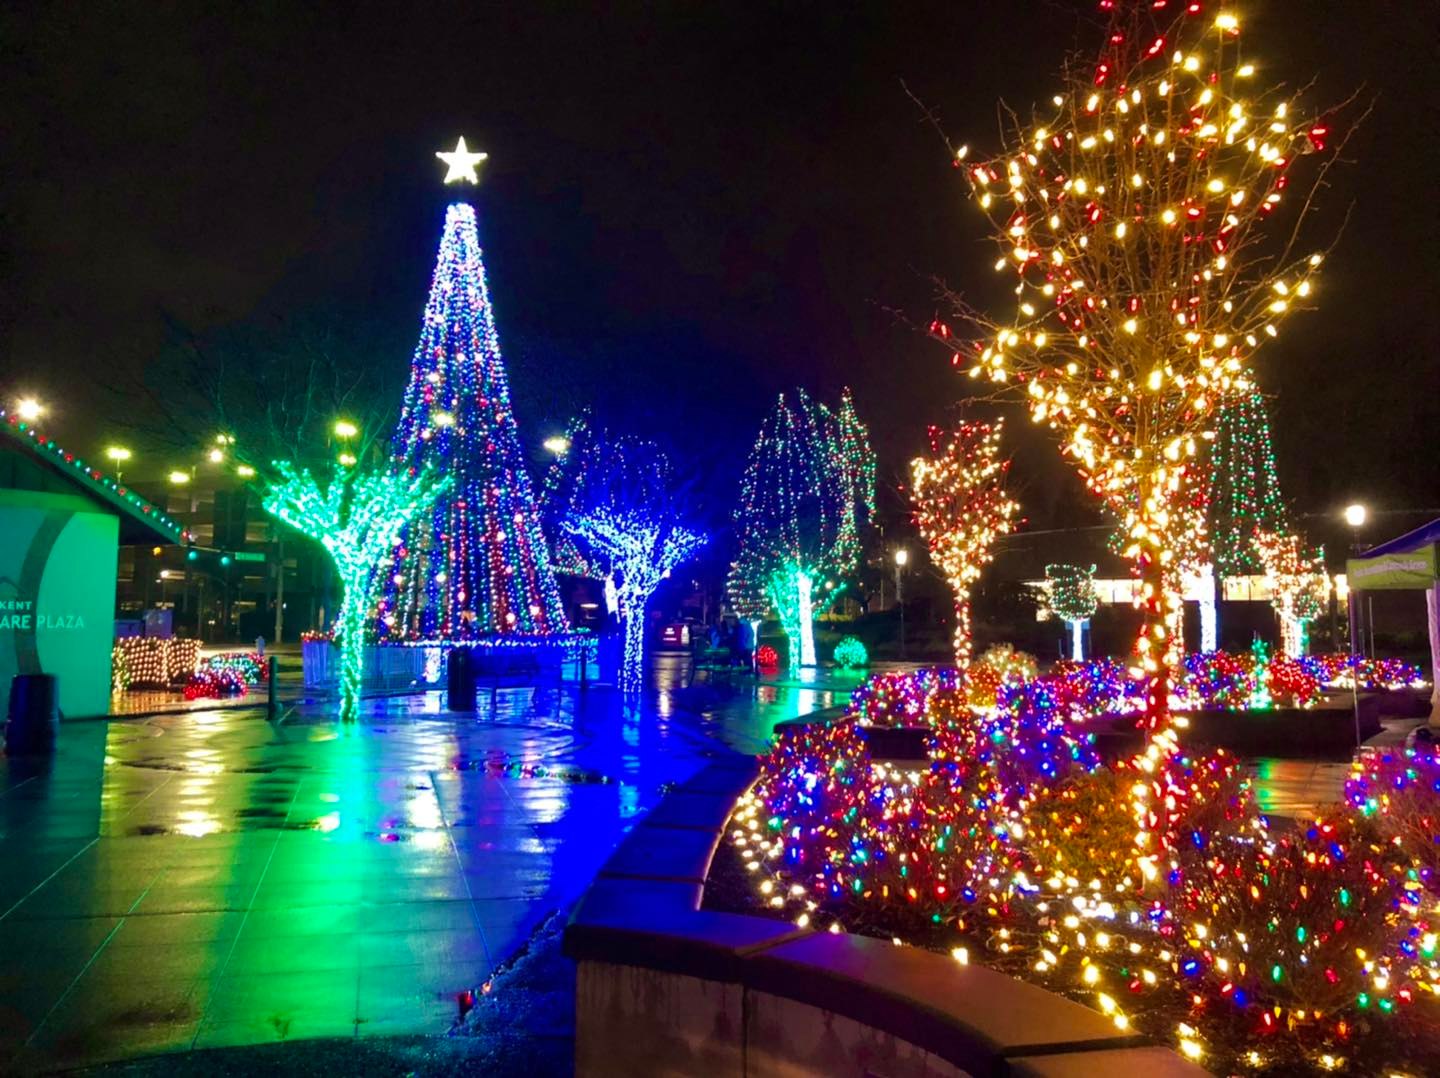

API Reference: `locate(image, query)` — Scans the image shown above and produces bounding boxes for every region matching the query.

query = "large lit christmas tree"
[1206,390,1287,577]
[377,140,568,640]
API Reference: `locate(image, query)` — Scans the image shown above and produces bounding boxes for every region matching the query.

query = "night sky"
[3,1,1437,534]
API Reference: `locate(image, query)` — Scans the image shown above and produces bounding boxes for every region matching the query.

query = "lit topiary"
[833,635,869,669]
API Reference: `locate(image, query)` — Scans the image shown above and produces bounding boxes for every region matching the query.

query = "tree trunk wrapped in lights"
[909,420,1020,666]
[733,389,874,673]
[933,3,1351,735]
[1256,529,1329,656]
[1045,562,1099,660]
[263,462,451,720]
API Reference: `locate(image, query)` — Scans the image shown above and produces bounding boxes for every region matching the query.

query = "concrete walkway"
[0,658,843,1072]
[0,655,1365,1072]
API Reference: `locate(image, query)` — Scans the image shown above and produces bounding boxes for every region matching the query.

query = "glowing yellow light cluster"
[936,1,1342,738]
[909,420,1020,666]
[1255,529,1330,655]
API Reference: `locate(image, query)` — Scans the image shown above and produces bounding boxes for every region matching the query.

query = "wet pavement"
[0,656,1365,1073]
[0,658,852,1073]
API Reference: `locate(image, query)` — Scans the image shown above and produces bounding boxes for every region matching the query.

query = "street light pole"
[1344,504,1367,657]
[894,548,909,661]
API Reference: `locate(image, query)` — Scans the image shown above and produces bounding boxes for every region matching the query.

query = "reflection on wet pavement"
[1,653,1353,1071]
[0,661,842,1071]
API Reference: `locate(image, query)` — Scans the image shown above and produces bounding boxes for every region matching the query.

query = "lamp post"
[105,446,132,483]
[1343,504,1367,657]
[894,548,909,660]
[15,397,43,422]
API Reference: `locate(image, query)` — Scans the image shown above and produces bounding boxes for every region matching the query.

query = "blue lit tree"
[377,198,567,640]
[732,389,874,672]
[264,462,451,720]
[551,428,706,693]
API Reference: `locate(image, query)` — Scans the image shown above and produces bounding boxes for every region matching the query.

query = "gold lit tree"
[933,3,1351,732]
[910,419,1020,666]
[1255,529,1329,655]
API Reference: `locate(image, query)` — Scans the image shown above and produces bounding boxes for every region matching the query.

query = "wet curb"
[562,746,1205,1077]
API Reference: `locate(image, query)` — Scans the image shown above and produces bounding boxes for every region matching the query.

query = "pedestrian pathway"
[0,662,837,1072]
[0,656,1378,1071]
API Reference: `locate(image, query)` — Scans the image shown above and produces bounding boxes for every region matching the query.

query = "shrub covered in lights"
[1308,654,1428,692]
[755,644,779,670]
[200,652,265,685]
[183,668,247,700]
[832,636,868,670]
[731,664,1440,1073]
[1347,747,1440,893]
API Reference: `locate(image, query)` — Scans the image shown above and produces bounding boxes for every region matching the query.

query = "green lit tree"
[264,462,451,720]
[1207,391,1288,577]
[1045,563,1099,660]
[733,389,874,672]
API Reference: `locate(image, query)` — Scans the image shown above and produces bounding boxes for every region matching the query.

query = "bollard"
[5,673,60,755]
[446,647,476,712]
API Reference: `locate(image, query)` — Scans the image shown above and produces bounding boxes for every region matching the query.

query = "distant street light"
[15,397,43,422]
[105,446,132,482]
[334,419,359,439]
[1343,503,1368,657]
[236,464,256,478]
[543,435,570,456]
[168,471,191,485]
[208,448,225,464]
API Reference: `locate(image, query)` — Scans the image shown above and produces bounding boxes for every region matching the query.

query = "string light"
[378,201,568,641]
[732,389,874,672]
[730,661,1439,1074]
[935,1,1344,738]
[833,636,869,670]
[1,408,192,544]
[909,420,1020,666]
[551,425,705,693]
[1255,529,1330,656]
[264,461,451,720]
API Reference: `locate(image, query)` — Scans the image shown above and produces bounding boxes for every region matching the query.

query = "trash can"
[6,673,60,755]
[446,647,476,712]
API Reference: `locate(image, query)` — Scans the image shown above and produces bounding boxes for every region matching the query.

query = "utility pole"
[894,548,909,660]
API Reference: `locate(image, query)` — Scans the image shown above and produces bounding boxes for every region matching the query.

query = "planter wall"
[563,754,1204,1078]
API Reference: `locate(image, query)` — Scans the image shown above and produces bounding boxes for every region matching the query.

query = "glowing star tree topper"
[935,3,1351,734]
[435,136,487,185]
[909,419,1020,666]
[551,428,706,693]
[733,388,875,673]
[263,462,451,721]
